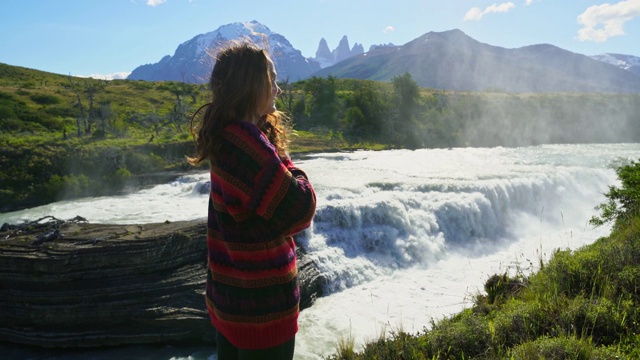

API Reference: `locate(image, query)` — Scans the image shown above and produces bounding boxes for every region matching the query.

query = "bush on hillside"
[30,93,62,106]
[509,336,621,360]
[591,160,640,228]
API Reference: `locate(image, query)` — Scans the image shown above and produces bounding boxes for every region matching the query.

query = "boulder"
[0,219,322,348]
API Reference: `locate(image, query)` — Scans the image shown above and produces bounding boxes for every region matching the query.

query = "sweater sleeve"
[220,122,316,236]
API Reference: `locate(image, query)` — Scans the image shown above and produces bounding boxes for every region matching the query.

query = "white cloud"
[79,72,131,81]
[577,0,640,42]
[525,0,534,5]
[464,7,484,21]
[383,26,395,33]
[464,2,516,21]
[146,0,167,6]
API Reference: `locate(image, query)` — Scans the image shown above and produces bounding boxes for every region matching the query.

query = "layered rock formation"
[0,218,322,348]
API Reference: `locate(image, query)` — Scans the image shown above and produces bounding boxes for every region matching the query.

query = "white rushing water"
[1,143,639,360]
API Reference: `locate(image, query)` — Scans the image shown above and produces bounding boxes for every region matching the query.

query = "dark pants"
[215,331,296,360]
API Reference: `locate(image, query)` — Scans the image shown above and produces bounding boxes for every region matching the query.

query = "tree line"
[280,74,640,148]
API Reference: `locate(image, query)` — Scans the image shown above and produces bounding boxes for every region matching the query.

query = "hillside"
[0,62,204,134]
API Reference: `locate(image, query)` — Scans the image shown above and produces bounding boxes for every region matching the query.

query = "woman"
[188,41,316,360]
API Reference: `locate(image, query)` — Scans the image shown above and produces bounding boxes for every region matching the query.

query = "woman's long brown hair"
[188,41,289,166]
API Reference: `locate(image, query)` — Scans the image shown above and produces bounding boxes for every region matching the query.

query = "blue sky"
[1,0,639,79]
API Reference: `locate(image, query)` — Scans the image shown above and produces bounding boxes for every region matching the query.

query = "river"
[1,143,638,359]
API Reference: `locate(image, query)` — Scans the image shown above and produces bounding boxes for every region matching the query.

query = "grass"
[326,162,640,359]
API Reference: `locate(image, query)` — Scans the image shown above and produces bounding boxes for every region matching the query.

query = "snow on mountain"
[591,53,640,77]
[128,20,319,83]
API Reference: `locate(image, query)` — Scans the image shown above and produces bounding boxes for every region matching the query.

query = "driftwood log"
[0,218,322,348]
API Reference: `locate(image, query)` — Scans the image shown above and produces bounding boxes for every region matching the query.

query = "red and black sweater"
[205,121,316,349]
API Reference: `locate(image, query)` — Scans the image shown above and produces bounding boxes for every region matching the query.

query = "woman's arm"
[218,122,316,235]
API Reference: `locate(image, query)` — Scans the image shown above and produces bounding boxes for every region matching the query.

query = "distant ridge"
[126,22,640,93]
[313,29,640,93]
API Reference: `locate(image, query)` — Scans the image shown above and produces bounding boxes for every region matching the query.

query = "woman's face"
[257,58,281,116]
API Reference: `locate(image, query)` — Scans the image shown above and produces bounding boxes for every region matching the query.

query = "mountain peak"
[334,35,352,63]
[418,29,473,43]
[128,20,319,83]
[352,43,364,56]
[197,21,273,50]
[311,35,363,69]
[316,38,331,58]
[221,20,272,34]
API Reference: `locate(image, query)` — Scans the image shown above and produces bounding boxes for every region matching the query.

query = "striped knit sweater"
[205,121,316,350]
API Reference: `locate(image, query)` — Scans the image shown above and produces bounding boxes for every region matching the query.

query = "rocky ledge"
[0,217,322,348]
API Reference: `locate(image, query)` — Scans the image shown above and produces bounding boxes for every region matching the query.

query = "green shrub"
[493,299,554,347]
[591,160,640,228]
[426,309,492,358]
[618,265,640,298]
[64,174,90,198]
[40,174,91,202]
[114,167,131,178]
[92,129,107,139]
[20,81,37,89]
[358,330,428,360]
[540,246,608,298]
[0,104,16,119]
[44,105,76,118]
[536,214,640,302]
[484,273,525,304]
[560,296,626,345]
[0,91,15,100]
[176,132,190,141]
[0,189,17,206]
[509,336,622,360]
[334,333,356,360]
[124,151,166,173]
[41,175,66,202]
[30,93,62,106]
[618,333,640,358]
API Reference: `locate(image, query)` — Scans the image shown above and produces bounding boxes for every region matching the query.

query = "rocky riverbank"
[0,217,322,348]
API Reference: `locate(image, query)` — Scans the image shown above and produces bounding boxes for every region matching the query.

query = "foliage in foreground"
[328,160,640,359]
